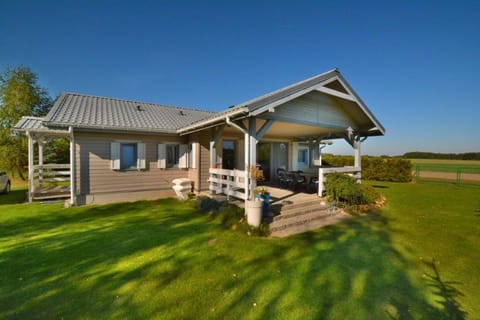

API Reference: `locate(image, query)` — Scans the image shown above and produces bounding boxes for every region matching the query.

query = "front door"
[257,142,289,183]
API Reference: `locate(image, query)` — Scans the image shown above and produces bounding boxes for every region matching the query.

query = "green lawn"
[410,159,480,173]
[0,182,479,319]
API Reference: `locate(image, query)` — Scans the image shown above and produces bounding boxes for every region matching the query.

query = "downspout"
[69,126,76,206]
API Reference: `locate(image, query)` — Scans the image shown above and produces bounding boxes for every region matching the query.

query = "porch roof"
[12,116,69,137]
[178,69,385,138]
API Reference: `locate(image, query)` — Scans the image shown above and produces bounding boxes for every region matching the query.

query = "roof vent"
[228,105,235,109]
[179,110,186,116]
[137,105,143,111]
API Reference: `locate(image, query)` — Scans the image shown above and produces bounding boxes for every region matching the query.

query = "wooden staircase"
[269,199,348,238]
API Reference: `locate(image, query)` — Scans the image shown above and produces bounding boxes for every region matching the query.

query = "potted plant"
[246,166,265,227]
[254,186,271,217]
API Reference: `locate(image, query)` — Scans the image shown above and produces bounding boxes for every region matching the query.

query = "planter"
[256,192,271,217]
[247,199,263,227]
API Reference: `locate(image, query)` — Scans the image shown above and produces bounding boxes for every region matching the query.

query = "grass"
[0,182,479,319]
[410,159,480,173]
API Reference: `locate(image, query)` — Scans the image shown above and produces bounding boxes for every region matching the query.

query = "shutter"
[111,142,120,170]
[179,144,189,169]
[137,142,146,170]
[189,143,197,169]
[158,144,166,169]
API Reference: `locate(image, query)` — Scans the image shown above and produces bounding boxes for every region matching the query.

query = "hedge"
[322,155,412,182]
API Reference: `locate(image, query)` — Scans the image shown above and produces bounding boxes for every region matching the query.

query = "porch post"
[244,131,250,203]
[70,126,76,206]
[354,138,361,182]
[38,137,44,190]
[249,118,257,171]
[27,132,35,202]
[210,128,217,168]
[248,118,257,202]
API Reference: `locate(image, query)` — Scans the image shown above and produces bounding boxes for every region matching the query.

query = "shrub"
[324,173,380,209]
[322,155,412,182]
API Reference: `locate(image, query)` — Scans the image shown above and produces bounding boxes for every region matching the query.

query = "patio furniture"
[290,171,307,190]
[277,168,293,188]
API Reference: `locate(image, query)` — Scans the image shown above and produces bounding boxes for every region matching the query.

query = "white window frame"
[158,143,190,169]
[111,141,146,171]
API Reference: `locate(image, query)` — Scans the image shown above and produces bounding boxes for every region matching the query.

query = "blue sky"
[1,0,479,155]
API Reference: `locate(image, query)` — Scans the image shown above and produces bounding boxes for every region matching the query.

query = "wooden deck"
[33,186,70,201]
[204,184,323,208]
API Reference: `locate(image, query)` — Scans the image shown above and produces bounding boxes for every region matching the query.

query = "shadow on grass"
[422,260,467,320]
[0,199,463,319]
[372,184,390,189]
[0,188,27,205]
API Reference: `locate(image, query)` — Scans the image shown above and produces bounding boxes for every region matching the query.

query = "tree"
[0,66,53,178]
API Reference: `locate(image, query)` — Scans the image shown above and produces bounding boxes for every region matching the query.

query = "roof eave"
[177,107,249,135]
[44,121,179,135]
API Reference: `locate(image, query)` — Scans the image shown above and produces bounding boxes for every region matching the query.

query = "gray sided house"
[13,69,385,206]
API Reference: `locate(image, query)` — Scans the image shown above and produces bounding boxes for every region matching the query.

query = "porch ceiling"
[222,119,343,141]
[261,121,334,140]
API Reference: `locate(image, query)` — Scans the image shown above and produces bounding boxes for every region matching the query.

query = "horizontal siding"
[75,132,188,198]
[274,91,356,128]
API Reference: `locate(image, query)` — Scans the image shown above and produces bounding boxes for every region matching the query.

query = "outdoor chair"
[309,176,319,193]
[277,168,293,188]
[291,171,307,190]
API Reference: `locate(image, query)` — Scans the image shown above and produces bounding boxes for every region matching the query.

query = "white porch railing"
[317,166,361,196]
[209,168,247,200]
[34,163,71,184]
[31,164,71,200]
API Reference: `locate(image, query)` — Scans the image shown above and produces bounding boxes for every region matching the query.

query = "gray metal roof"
[12,116,48,132]
[44,93,216,133]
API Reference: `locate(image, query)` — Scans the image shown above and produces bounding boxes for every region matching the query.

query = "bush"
[324,173,380,208]
[322,155,412,182]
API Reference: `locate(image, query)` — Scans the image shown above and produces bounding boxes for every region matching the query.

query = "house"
[13,69,384,206]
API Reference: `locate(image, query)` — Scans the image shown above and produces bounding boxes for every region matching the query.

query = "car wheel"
[4,182,10,194]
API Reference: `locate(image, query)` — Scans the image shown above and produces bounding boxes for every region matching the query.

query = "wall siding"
[273,92,356,128]
[75,131,188,204]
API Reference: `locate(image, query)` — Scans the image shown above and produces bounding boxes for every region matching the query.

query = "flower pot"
[247,199,263,227]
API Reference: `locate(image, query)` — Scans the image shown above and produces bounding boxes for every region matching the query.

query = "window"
[111,142,146,170]
[158,143,189,169]
[222,140,235,169]
[166,144,180,168]
[298,148,309,164]
[121,144,137,170]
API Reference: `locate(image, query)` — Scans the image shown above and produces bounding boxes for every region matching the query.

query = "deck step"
[269,199,349,237]
[270,213,348,238]
[271,199,325,212]
[275,203,329,219]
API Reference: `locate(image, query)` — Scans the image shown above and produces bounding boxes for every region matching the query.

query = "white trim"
[69,126,76,205]
[314,85,357,102]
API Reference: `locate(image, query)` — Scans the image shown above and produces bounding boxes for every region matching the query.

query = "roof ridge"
[230,68,339,109]
[61,92,216,114]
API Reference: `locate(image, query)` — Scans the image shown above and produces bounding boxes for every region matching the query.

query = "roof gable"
[180,69,385,136]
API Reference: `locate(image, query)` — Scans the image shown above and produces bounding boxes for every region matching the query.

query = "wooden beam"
[256,119,274,141]
[314,85,357,102]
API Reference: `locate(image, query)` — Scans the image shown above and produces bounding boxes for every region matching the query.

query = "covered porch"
[12,116,75,203]
[181,70,383,207]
